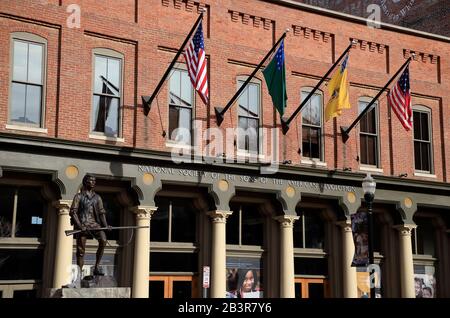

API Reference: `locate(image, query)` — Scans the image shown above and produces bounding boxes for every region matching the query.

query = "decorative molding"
[350,38,387,54]
[403,49,439,64]
[274,215,299,228]
[161,0,207,14]
[393,224,417,236]
[131,206,157,220]
[292,25,333,43]
[53,200,72,216]
[207,210,233,223]
[228,10,273,30]
[336,220,352,232]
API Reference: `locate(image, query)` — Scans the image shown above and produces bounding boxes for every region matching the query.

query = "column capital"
[336,220,352,232]
[131,206,157,220]
[207,210,233,223]
[52,200,72,216]
[274,215,299,228]
[393,224,417,236]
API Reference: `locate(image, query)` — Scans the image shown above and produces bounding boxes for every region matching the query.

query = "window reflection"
[168,69,193,145]
[301,91,322,159]
[92,55,121,136]
[238,81,260,154]
[11,40,44,126]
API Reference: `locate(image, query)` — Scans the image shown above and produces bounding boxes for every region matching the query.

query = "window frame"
[300,87,324,161]
[8,32,47,129]
[412,106,433,174]
[90,48,124,139]
[166,65,195,147]
[236,76,263,156]
[358,97,380,168]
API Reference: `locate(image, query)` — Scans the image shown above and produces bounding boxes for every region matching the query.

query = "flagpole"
[280,41,356,134]
[141,11,205,116]
[214,30,289,126]
[340,57,412,143]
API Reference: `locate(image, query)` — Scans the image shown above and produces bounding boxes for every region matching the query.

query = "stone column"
[131,206,156,298]
[53,200,73,288]
[337,220,358,298]
[394,224,416,298]
[207,210,232,298]
[274,215,299,298]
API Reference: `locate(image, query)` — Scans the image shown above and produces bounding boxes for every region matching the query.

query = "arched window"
[9,32,47,128]
[91,48,123,138]
[300,88,323,160]
[237,77,261,155]
[168,66,194,145]
[413,106,433,173]
[358,97,379,167]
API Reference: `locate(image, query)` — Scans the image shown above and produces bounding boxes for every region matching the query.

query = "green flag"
[263,39,287,117]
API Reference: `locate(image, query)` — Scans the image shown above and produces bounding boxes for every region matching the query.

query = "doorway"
[149,276,198,298]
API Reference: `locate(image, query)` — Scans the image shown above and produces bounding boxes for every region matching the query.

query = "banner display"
[351,210,369,267]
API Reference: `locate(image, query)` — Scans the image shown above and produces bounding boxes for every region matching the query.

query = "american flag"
[387,65,412,131]
[184,22,209,105]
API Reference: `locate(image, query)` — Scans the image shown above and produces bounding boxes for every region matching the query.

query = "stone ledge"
[46,287,131,298]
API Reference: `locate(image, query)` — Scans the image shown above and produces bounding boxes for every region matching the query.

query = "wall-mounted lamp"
[398,173,408,178]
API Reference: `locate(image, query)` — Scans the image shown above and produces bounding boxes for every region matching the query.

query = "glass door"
[149,276,198,298]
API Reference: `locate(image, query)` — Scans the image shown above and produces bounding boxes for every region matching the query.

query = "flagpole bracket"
[215,107,224,126]
[340,126,350,143]
[281,117,290,135]
[142,96,152,116]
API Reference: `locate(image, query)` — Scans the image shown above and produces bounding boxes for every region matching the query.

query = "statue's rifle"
[65,226,149,236]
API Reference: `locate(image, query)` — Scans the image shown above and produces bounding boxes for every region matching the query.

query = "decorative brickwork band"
[351,38,387,54]
[228,10,273,30]
[292,25,334,43]
[404,49,438,64]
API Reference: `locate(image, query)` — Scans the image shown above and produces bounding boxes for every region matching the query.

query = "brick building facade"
[0,0,449,298]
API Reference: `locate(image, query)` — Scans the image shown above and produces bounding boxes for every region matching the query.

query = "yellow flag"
[325,54,351,122]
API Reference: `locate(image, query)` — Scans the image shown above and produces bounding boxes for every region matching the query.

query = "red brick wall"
[0,0,448,183]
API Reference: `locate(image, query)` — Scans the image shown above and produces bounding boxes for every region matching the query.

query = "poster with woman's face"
[226,257,263,298]
[414,265,436,298]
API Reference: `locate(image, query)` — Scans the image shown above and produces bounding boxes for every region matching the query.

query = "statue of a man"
[69,174,111,276]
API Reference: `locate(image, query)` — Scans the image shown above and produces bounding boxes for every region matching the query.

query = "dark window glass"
[293,216,304,248]
[169,69,193,144]
[15,187,45,238]
[295,282,302,298]
[308,283,324,299]
[171,199,196,243]
[359,101,378,166]
[13,289,37,299]
[413,110,432,172]
[301,92,322,159]
[241,205,263,246]
[294,258,328,275]
[0,249,43,280]
[373,216,382,253]
[304,210,325,249]
[152,197,169,242]
[150,252,197,272]
[149,280,165,299]
[226,207,239,245]
[99,192,121,241]
[238,81,260,154]
[415,218,435,256]
[172,281,192,299]
[92,55,121,136]
[11,40,43,126]
[294,209,324,249]
[0,186,15,238]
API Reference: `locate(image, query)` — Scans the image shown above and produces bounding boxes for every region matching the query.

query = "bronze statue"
[69,174,111,276]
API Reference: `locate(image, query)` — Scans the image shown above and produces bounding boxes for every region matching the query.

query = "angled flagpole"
[280,40,356,134]
[214,30,289,125]
[141,11,205,116]
[340,56,412,143]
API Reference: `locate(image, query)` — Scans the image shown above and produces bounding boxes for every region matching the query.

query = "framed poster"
[226,257,263,298]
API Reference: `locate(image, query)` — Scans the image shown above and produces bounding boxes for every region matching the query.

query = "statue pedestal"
[46,287,130,298]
